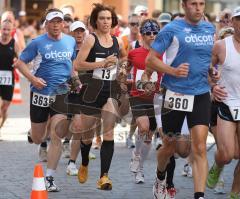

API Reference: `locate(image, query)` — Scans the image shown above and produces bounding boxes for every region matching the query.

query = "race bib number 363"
[164,90,194,112]
[0,71,12,85]
[32,93,55,107]
[93,57,117,81]
[229,106,240,121]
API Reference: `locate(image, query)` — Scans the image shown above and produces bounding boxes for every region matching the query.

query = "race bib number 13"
[93,57,117,80]
[32,93,55,107]
[164,90,194,112]
[229,106,240,121]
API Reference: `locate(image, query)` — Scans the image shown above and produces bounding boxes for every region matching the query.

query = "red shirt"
[128,46,163,100]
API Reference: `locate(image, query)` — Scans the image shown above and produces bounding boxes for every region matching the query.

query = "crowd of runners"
[0,0,240,198]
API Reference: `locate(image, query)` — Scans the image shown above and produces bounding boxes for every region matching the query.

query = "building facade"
[1,0,240,21]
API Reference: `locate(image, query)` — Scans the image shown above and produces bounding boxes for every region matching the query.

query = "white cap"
[134,5,148,16]
[233,6,240,18]
[46,11,64,21]
[19,10,26,17]
[70,21,86,32]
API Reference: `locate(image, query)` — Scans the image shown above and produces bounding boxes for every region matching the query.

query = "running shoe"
[78,165,88,183]
[45,176,60,192]
[130,150,140,173]
[135,168,144,184]
[182,163,192,178]
[97,174,112,190]
[126,137,135,148]
[167,187,176,199]
[229,192,240,199]
[153,177,167,199]
[66,162,78,176]
[207,162,223,189]
[89,152,96,160]
[214,179,226,194]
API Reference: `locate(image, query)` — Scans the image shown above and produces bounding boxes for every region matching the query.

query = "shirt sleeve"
[19,39,38,63]
[151,25,174,55]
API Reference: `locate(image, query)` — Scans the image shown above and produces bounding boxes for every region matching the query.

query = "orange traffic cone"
[12,69,22,104]
[30,164,48,199]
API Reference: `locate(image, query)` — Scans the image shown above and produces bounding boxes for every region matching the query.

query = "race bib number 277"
[164,90,194,112]
[0,71,12,85]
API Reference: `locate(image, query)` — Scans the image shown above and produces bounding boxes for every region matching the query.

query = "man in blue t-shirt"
[146,0,215,199]
[15,8,76,192]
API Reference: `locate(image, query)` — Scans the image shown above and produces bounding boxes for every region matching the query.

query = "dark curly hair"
[90,3,118,29]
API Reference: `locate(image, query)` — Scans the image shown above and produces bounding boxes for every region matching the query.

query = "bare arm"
[74,35,107,71]
[146,49,189,77]
[14,59,46,90]
[209,41,222,86]
[14,40,21,58]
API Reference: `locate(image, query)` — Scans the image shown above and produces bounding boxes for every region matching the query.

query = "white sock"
[140,142,151,168]
[46,168,56,177]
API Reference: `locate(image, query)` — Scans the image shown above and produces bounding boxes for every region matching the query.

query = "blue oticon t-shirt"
[20,33,76,95]
[151,19,215,95]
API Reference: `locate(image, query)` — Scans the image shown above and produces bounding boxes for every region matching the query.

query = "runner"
[207,7,240,198]
[0,19,20,132]
[73,3,126,190]
[146,0,215,198]
[64,20,88,176]
[15,8,76,192]
[127,19,162,184]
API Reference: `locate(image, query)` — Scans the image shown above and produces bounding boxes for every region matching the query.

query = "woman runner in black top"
[0,19,20,129]
[73,3,126,190]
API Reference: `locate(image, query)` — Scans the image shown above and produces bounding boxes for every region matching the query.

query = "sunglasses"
[140,12,148,17]
[130,22,139,27]
[144,31,158,36]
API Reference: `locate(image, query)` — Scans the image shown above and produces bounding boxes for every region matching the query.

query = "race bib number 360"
[32,93,55,107]
[93,57,117,81]
[0,71,12,85]
[229,106,240,121]
[164,90,194,112]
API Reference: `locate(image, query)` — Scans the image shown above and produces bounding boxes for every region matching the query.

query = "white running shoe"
[214,179,226,194]
[89,152,96,160]
[182,164,192,178]
[135,168,144,184]
[126,137,135,149]
[62,142,70,158]
[153,177,167,199]
[130,151,140,173]
[39,146,47,162]
[66,162,78,176]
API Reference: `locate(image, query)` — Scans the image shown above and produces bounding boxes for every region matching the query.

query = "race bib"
[229,106,240,121]
[135,69,158,91]
[93,57,117,80]
[0,70,12,85]
[32,93,55,107]
[164,89,194,112]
